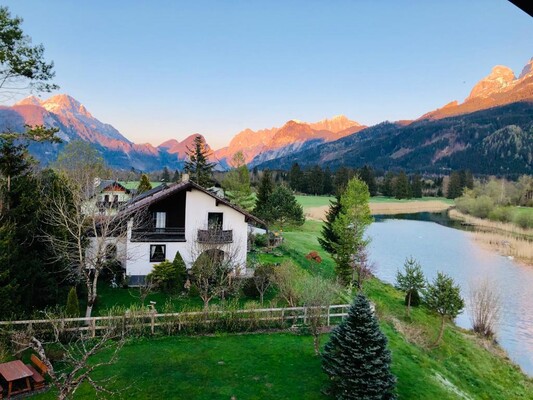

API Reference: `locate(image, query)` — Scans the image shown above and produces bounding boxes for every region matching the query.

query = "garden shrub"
[254,233,269,248]
[241,277,260,299]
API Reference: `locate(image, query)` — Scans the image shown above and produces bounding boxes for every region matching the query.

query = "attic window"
[208,212,223,230]
[150,245,166,262]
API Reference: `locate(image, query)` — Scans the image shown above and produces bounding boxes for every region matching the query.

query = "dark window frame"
[150,244,166,262]
[208,212,223,230]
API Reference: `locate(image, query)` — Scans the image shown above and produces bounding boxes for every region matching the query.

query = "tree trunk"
[260,292,264,306]
[313,334,320,356]
[406,292,411,317]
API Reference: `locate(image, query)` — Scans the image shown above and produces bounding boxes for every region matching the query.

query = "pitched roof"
[120,181,266,227]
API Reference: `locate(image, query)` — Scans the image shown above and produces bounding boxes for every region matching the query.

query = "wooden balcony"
[131,227,186,242]
[197,229,233,244]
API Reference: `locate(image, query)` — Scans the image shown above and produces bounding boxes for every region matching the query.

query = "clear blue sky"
[2,1,532,148]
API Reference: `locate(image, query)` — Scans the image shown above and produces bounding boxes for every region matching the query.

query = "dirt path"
[305,200,452,221]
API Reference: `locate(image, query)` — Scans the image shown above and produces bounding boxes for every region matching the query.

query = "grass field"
[295,195,455,209]
[33,219,533,399]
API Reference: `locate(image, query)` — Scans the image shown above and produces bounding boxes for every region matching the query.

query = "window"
[155,212,166,231]
[208,212,223,230]
[150,244,166,262]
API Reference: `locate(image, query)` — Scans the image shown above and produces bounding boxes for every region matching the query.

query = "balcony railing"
[197,229,233,244]
[131,227,186,242]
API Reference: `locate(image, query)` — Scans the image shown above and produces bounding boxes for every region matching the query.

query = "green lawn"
[34,334,328,400]
[295,195,455,210]
[34,219,533,399]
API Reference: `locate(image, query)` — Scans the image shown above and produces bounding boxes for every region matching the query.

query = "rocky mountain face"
[255,101,533,176]
[215,115,364,165]
[421,58,533,120]
[0,95,208,171]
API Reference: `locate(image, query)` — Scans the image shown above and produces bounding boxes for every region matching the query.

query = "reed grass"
[470,231,533,265]
[450,209,533,239]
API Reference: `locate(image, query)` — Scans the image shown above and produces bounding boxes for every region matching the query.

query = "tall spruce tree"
[184,135,215,188]
[161,167,171,182]
[394,171,411,199]
[289,163,304,192]
[254,169,274,221]
[322,294,397,400]
[318,194,342,256]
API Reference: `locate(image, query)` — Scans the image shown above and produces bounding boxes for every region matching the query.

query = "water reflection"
[368,217,533,376]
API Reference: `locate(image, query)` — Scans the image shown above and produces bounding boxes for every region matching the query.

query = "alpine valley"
[2,57,533,175]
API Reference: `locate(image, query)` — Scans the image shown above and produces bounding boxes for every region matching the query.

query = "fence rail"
[0,304,351,337]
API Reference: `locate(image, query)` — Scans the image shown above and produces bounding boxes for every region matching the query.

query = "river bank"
[449,209,533,266]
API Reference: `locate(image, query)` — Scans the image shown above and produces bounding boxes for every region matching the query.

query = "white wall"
[125,188,249,278]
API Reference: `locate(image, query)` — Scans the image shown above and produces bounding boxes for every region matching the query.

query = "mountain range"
[1,57,532,174]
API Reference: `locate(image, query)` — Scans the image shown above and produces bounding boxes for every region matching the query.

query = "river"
[367,213,533,376]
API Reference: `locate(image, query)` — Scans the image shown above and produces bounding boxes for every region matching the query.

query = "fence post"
[327,306,331,326]
[151,312,155,335]
[90,319,96,338]
[303,307,307,324]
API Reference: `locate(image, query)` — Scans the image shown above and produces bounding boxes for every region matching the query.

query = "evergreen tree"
[318,194,342,256]
[382,172,395,197]
[184,135,215,187]
[322,294,397,400]
[288,163,304,192]
[411,174,423,198]
[425,272,464,346]
[323,167,334,195]
[137,174,152,194]
[172,251,188,292]
[394,171,411,199]
[65,286,80,317]
[268,185,305,228]
[0,223,19,319]
[447,171,463,199]
[306,165,324,195]
[359,165,377,196]
[254,170,274,221]
[395,257,425,316]
[334,166,352,194]
[161,167,171,182]
[172,169,181,182]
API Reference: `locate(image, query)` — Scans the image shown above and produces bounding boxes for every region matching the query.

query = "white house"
[103,177,265,286]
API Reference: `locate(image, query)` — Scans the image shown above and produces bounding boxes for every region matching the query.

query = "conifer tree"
[322,294,397,400]
[394,171,411,199]
[323,167,334,195]
[318,194,342,256]
[395,257,425,316]
[65,286,80,317]
[268,185,305,228]
[425,272,464,346]
[161,167,171,182]
[289,163,304,192]
[382,172,395,197]
[137,174,152,194]
[184,135,215,188]
[172,169,181,182]
[411,174,423,198]
[254,169,274,221]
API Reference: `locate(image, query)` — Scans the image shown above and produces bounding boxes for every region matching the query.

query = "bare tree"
[252,263,275,306]
[468,278,501,339]
[271,261,305,307]
[299,276,341,355]
[189,234,243,309]
[43,142,147,318]
[352,245,375,291]
[11,311,127,400]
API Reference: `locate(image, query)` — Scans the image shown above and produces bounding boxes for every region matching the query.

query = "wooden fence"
[0,304,351,337]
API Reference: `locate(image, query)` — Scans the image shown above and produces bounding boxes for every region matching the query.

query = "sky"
[2,1,533,149]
